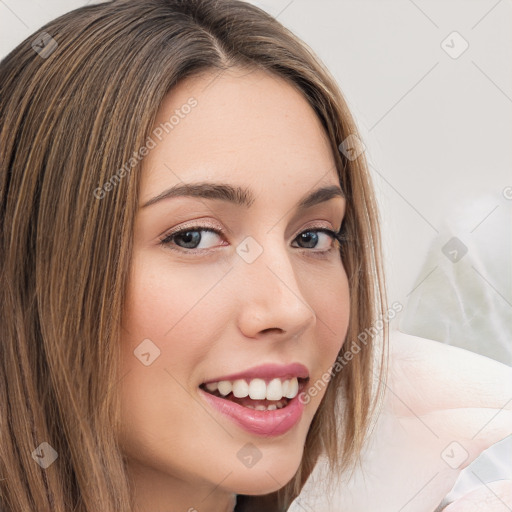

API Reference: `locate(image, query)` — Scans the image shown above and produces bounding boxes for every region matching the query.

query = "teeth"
[232,379,249,398]
[248,378,267,400]
[284,377,298,399]
[217,381,232,396]
[244,399,287,411]
[205,382,218,392]
[266,378,283,400]
[204,377,300,401]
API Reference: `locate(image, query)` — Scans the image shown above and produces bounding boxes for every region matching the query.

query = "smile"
[200,377,303,410]
[198,363,309,436]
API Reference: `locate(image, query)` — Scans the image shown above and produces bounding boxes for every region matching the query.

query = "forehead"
[140,67,339,202]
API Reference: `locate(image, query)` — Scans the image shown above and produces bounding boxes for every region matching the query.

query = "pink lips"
[199,387,305,436]
[199,362,309,437]
[202,362,309,384]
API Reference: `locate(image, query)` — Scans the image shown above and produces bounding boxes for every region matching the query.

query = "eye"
[159,224,346,254]
[160,226,225,252]
[291,228,339,251]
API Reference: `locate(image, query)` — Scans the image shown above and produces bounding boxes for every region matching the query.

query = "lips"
[198,363,309,436]
[202,362,310,384]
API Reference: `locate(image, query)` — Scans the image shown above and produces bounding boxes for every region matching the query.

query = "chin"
[224,445,303,496]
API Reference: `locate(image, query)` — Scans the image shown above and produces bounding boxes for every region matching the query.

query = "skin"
[119,67,350,512]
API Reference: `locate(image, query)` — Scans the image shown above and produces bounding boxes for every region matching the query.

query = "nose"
[236,240,317,341]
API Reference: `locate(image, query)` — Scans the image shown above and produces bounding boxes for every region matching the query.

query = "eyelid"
[158,225,344,259]
[160,219,340,244]
[162,219,224,237]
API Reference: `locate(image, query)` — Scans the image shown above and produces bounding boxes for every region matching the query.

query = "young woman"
[0,1,509,511]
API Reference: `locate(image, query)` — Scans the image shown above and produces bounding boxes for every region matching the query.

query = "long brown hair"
[0,1,388,510]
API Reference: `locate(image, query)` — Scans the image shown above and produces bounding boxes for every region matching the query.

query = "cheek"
[118,253,235,464]
[302,261,350,409]
[121,251,231,363]
[311,261,350,359]
[118,252,227,418]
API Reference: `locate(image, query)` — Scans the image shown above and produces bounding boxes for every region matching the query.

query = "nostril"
[260,327,283,335]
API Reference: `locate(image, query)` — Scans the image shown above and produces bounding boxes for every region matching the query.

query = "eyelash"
[159,224,348,256]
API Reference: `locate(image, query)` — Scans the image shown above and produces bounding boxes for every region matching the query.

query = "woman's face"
[120,67,350,510]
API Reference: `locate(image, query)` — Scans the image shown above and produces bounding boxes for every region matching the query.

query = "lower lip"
[199,388,305,437]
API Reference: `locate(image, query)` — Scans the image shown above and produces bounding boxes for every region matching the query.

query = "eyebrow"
[141,182,345,210]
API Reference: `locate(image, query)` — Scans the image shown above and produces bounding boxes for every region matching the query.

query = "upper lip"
[201,363,310,384]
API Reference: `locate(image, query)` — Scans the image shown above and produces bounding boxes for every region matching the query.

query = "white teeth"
[217,380,232,396]
[246,400,287,411]
[285,377,299,399]
[248,378,267,400]
[266,378,283,401]
[232,379,249,398]
[205,382,218,392]
[204,376,301,400]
